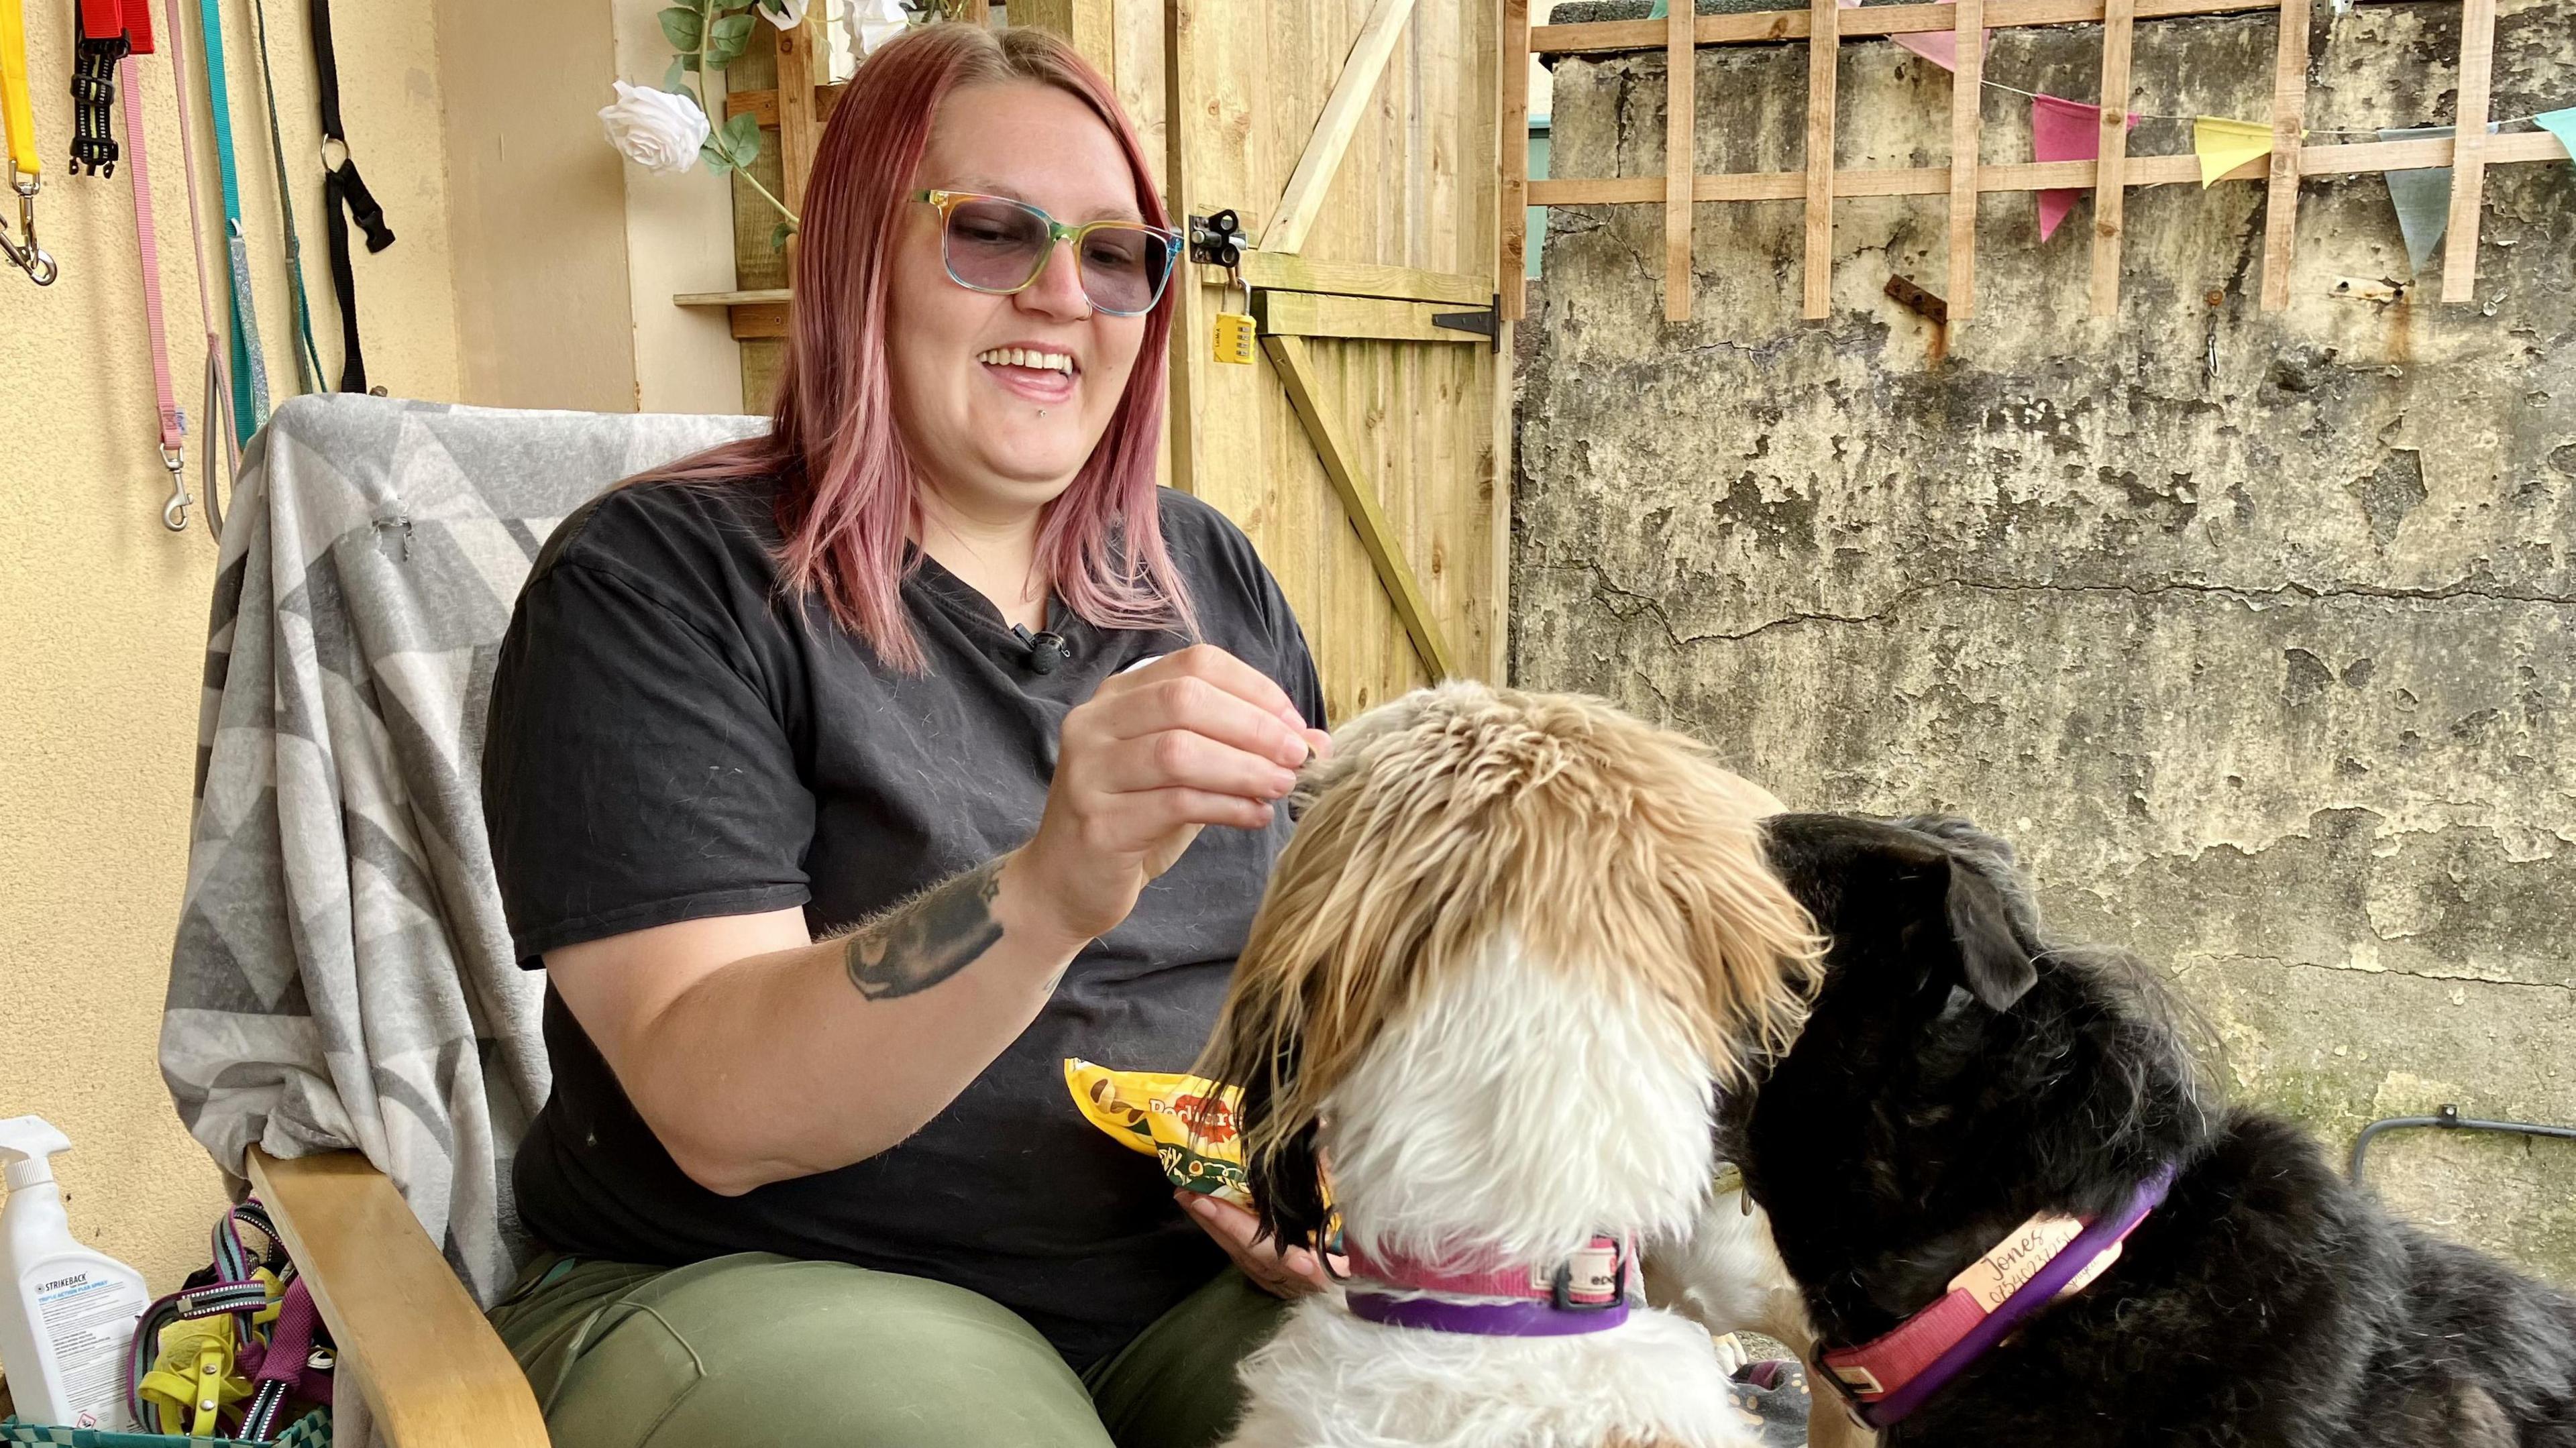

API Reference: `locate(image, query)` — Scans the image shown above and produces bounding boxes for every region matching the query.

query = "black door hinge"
[1432,294,1503,352]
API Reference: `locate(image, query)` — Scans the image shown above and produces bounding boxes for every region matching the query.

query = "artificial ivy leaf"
[718,0,759,11]
[710,13,757,54]
[722,111,765,166]
[663,54,686,91]
[657,4,702,50]
[772,220,796,252]
[701,137,737,176]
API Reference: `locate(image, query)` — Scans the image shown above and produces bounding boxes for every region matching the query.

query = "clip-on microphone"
[1012,624,1070,675]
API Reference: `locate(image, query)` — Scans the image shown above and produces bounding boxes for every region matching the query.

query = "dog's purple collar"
[1344,1291,1633,1336]
[1823,1164,2180,1429]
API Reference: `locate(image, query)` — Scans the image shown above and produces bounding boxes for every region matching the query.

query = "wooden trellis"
[1499,0,2573,325]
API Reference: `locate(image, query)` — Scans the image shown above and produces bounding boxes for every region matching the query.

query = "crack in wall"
[2186,951,2576,997]
[1550,562,2576,655]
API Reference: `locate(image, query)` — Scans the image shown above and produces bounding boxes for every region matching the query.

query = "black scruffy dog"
[1741,812,2576,1448]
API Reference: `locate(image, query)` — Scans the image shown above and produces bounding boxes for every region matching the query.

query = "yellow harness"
[135,1268,282,1437]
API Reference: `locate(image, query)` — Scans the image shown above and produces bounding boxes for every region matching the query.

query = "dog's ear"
[1943,854,2037,1011]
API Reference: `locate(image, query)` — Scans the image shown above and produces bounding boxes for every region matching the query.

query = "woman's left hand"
[1177,1192,1337,1299]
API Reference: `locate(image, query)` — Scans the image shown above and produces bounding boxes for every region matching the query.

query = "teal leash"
[194,0,268,445]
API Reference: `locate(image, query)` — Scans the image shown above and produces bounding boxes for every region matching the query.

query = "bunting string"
[1975,72,2557,137]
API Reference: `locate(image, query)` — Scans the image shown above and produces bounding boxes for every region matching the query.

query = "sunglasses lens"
[943,198,1052,291]
[938,196,1176,315]
[1077,226,1175,315]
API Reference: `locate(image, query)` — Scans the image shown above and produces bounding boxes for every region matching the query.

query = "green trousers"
[486,1252,1287,1448]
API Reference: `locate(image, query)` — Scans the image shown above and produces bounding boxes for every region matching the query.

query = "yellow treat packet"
[1064,1058,1254,1210]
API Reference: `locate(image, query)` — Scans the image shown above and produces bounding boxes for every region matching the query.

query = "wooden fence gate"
[1163,0,1511,721]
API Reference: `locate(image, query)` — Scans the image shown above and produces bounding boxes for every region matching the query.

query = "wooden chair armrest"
[246,1148,549,1448]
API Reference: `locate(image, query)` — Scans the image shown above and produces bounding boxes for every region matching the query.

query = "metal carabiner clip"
[161,445,193,531]
[3,176,60,286]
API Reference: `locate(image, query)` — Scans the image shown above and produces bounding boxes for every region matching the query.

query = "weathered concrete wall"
[1517,0,2576,1281]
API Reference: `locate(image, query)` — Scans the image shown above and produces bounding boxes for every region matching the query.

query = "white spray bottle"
[0,1117,148,1429]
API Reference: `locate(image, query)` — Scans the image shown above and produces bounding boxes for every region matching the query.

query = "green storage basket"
[0,1410,329,1448]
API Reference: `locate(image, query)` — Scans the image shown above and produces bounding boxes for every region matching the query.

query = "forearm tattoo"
[840,860,1008,1001]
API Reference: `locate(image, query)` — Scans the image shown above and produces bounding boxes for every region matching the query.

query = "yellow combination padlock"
[1212,268,1254,366]
[1212,309,1255,366]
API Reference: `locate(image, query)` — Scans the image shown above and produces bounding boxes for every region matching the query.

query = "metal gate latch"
[1189,211,1246,268]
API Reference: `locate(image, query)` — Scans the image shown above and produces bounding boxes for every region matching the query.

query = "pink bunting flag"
[1835,0,1992,71]
[2031,93,2141,242]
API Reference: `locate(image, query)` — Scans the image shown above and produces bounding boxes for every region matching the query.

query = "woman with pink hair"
[478,24,1329,1447]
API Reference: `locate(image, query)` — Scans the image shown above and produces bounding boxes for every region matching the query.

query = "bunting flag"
[2192,116,2275,186]
[2376,123,2504,275]
[2378,126,2459,275]
[2538,107,2576,160]
[2032,94,2139,242]
[1835,0,1993,72]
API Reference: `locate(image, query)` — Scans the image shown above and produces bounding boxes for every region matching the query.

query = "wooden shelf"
[675,289,791,340]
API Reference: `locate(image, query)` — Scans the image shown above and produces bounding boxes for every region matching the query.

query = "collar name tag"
[1947,1213,2086,1312]
[1527,1241,1622,1301]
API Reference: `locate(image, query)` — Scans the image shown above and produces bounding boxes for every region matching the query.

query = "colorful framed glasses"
[913,189,1182,317]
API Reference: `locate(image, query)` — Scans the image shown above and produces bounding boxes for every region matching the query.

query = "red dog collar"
[1821,1166,2176,1427]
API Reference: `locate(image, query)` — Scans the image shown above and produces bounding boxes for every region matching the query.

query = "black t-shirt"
[482,475,1324,1369]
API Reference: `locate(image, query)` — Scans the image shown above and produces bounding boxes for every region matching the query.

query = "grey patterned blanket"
[164,394,765,1304]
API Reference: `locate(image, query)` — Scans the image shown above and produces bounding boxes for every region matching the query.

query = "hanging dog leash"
[195,0,272,447]
[68,0,139,177]
[307,0,392,394]
[0,0,58,284]
[246,0,324,392]
[159,0,233,537]
[123,52,193,528]
[65,0,195,529]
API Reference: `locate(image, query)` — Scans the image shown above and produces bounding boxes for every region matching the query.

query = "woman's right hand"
[1008,646,1329,949]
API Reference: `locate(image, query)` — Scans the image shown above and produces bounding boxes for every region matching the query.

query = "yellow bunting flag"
[2192,117,2277,187]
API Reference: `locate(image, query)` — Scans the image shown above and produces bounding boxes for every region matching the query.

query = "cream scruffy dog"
[1195,682,1835,1448]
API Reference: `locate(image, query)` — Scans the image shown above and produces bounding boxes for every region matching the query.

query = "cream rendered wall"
[611,0,745,413]
[0,0,465,1311]
[435,0,641,410]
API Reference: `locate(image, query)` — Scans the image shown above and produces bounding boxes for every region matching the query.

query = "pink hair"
[639,23,1191,673]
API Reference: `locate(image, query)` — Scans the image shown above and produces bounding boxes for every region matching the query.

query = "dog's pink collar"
[1821,1165,2178,1428]
[1341,1233,1633,1336]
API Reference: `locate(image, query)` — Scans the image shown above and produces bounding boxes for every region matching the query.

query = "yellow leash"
[0,0,57,282]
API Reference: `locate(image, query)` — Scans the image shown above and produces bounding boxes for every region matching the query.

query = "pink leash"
[156,0,233,537]
[116,50,190,531]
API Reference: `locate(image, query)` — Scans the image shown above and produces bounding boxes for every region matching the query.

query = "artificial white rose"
[759,0,809,29]
[598,80,709,176]
[853,0,909,54]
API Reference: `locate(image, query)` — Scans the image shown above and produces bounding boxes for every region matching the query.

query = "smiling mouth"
[977,347,1078,376]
